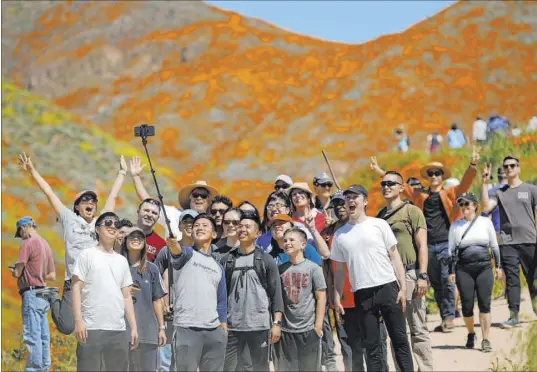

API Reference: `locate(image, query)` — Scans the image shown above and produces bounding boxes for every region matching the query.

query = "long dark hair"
[120,231,148,275]
[261,191,291,231]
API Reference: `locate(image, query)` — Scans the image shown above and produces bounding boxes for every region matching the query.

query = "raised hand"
[471,145,481,165]
[370,156,380,171]
[482,162,492,184]
[119,155,128,173]
[304,212,317,232]
[18,152,34,172]
[129,156,146,177]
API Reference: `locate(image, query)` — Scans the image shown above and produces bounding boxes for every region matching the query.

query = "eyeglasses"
[290,191,307,198]
[223,220,240,226]
[79,195,98,203]
[314,182,333,188]
[274,184,290,191]
[503,163,518,170]
[267,202,287,210]
[427,170,443,177]
[99,219,121,229]
[211,209,227,215]
[380,180,401,188]
[191,192,209,199]
[458,201,471,207]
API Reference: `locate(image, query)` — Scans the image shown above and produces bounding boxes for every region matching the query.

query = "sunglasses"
[314,182,333,188]
[191,192,209,199]
[79,195,98,203]
[211,208,227,215]
[380,180,401,188]
[223,220,240,226]
[458,201,471,207]
[427,170,443,177]
[127,234,144,242]
[503,163,518,169]
[144,198,161,206]
[99,219,121,229]
[332,200,345,207]
[274,184,290,191]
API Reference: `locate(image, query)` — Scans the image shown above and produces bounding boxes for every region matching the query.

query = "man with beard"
[135,198,167,262]
[19,152,128,336]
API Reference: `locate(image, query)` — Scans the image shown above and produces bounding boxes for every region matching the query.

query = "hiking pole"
[134,124,173,239]
[321,149,342,190]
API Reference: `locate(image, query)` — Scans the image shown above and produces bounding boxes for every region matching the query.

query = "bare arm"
[415,229,428,276]
[388,245,406,294]
[45,271,56,281]
[122,286,139,349]
[314,290,327,332]
[129,156,151,201]
[72,277,84,325]
[13,263,25,278]
[304,216,330,258]
[101,156,128,213]
[480,163,497,213]
[369,156,386,177]
[19,153,65,216]
[334,261,345,303]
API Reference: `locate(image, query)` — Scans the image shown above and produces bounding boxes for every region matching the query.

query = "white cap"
[444,177,460,189]
[274,174,293,185]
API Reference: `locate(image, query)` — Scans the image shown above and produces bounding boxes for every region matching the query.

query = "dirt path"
[333,295,535,371]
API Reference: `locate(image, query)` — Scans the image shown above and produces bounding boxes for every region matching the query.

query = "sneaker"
[442,319,455,333]
[35,287,59,305]
[433,323,443,332]
[500,313,520,329]
[466,332,476,349]
[482,339,492,353]
[455,309,461,318]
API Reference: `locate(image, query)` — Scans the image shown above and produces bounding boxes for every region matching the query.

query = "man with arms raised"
[72,212,138,371]
[19,152,128,335]
[377,171,434,371]
[332,185,413,372]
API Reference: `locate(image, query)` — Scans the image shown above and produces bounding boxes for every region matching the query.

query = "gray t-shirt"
[227,252,271,332]
[279,259,326,333]
[491,182,537,245]
[58,205,98,280]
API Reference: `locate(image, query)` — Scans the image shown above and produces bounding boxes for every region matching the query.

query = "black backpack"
[223,248,268,294]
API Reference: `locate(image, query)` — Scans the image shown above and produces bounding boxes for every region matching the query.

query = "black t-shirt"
[423,192,450,244]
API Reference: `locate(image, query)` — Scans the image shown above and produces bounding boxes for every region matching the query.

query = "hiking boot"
[465,332,476,349]
[35,287,59,305]
[500,313,520,329]
[481,339,492,353]
[442,319,455,333]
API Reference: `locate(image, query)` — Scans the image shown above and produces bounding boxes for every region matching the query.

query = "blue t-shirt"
[480,184,502,232]
[447,129,466,149]
[256,232,272,253]
[270,243,322,266]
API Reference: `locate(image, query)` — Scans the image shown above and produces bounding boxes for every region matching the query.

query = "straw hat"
[420,162,451,180]
[177,181,219,210]
[286,182,314,196]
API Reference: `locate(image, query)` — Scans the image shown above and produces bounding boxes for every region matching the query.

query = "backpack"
[431,133,440,147]
[223,248,268,294]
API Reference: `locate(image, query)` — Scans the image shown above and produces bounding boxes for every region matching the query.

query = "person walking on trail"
[18,152,128,336]
[135,198,167,262]
[72,212,138,372]
[447,123,467,149]
[166,213,228,372]
[130,156,220,239]
[481,157,537,328]
[11,216,56,372]
[370,146,480,333]
[472,116,488,145]
[120,227,167,371]
[274,228,327,372]
[448,192,502,353]
[426,131,443,154]
[220,213,284,372]
[332,185,414,372]
[377,171,434,371]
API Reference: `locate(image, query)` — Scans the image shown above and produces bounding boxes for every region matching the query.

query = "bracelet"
[159,325,166,330]
[118,169,127,176]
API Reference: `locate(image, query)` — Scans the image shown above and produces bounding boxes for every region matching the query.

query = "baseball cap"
[456,192,478,204]
[74,190,98,205]
[274,175,293,186]
[179,209,199,223]
[313,172,332,185]
[328,190,345,208]
[267,214,294,228]
[343,184,368,198]
[15,216,36,238]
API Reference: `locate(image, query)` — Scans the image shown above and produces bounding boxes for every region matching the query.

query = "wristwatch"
[273,320,282,327]
[418,273,428,281]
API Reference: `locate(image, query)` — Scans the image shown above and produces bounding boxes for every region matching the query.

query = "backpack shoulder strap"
[253,248,268,292]
[223,251,236,290]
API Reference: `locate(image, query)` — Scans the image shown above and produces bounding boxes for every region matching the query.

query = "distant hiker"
[210,195,233,242]
[71,212,138,372]
[274,228,327,371]
[394,126,410,153]
[426,131,443,154]
[487,115,510,136]
[510,124,522,138]
[448,193,501,353]
[274,174,293,192]
[481,157,537,328]
[11,216,56,372]
[527,116,537,132]
[472,116,488,145]
[19,152,127,336]
[447,122,467,149]
[130,156,219,239]
[135,199,167,262]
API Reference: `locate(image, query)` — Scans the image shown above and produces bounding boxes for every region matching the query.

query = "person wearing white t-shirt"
[472,116,488,144]
[332,184,413,372]
[72,212,138,372]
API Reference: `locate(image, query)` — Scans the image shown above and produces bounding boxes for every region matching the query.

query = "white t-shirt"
[72,247,133,331]
[472,119,488,141]
[448,216,499,253]
[331,217,398,291]
[158,205,182,241]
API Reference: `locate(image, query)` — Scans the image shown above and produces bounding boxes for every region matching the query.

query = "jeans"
[76,330,128,371]
[22,290,51,372]
[321,308,338,372]
[354,281,414,372]
[428,242,456,320]
[157,345,172,372]
[50,280,75,335]
[500,244,537,314]
[333,312,352,372]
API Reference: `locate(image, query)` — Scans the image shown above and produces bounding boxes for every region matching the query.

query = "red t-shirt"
[145,231,167,262]
[16,234,55,291]
[293,210,327,234]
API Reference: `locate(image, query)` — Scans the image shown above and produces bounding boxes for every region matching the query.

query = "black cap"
[328,190,345,208]
[343,184,368,198]
[456,192,478,204]
[497,167,506,177]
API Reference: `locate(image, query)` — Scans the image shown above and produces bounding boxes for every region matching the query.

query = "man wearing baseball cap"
[11,216,56,371]
[19,152,128,336]
[313,172,335,222]
[274,174,293,192]
[332,184,413,372]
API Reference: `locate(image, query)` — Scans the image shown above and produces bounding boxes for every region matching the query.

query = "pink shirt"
[16,233,55,290]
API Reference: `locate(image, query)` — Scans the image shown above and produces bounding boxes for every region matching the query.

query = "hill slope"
[2,1,536,192]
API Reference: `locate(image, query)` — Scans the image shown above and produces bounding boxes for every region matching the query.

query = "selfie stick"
[138,126,174,239]
[321,149,342,190]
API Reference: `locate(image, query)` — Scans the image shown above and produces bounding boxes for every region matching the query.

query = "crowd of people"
[10,145,537,371]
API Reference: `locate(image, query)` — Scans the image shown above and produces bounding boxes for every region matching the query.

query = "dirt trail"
[333,295,535,371]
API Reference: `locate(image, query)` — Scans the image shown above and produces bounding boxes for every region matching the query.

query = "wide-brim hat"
[420,162,451,180]
[286,182,313,196]
[178,181,219,210]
